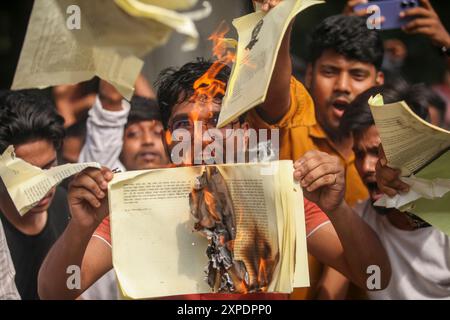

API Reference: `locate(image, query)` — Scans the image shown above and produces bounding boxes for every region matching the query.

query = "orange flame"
[165,130,172,146]
[257,258,269,290]
[191,21,236,117]
[238,280,249,294]
[203,189,221,222]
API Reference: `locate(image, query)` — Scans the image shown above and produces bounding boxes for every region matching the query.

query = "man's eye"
[127,131,140,138]
[209,116,219,126]
[351,72,368,81]
[322,69,335,77]
[173,120,192,130]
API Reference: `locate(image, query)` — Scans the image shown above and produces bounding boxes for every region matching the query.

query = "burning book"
[108,161,309,299]
[190,166,277,293]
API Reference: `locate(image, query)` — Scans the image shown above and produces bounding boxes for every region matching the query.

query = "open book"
[217,0,324,127]
[369,95,450,235]
[108,160,309,299]
[369,94,450,176]
[0,145,100,217]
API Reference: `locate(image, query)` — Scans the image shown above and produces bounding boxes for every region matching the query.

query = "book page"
[0,146,100,216]
[369,96,450,176]
[380,151,450,236]
[12,0,199,100]
[109,166,210,299]
[217,0,324,127]
[217,163,281,292]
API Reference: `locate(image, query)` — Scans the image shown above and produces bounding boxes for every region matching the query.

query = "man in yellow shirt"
[247,4,385,298]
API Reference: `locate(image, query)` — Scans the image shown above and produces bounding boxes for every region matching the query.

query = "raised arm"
[78,80,130,170]
[294,150,391,290]
[254,0,292,123]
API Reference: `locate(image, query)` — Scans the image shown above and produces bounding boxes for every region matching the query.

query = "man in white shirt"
[340,85,450,299]
[79,80,168,172]
[78,80,169,300]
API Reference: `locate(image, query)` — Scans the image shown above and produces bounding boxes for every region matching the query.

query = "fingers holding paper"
[294,150,345,214]
[375,146,410,198]
[68,167,114,229]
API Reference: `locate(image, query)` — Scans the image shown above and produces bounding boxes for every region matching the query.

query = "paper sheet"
[12,0,199,100]
[217,0,324,127]
[0,145,100,216]
[369,95,450,176]
[370,95,450,235]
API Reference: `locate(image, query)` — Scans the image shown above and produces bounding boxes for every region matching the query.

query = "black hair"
[403,84,446,124]
[155,58,231,129]
[126,95,161,126]
[309,15,384,70]
[340,86,400,135]
[0,90,65,153]
[340,84,430,135]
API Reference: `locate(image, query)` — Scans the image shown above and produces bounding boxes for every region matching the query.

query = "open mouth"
[138,151,159,162]
[331,99,350,118]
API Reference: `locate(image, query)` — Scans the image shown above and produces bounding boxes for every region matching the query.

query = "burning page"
[190,166,278,293]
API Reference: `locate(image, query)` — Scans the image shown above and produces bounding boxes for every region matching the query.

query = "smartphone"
[354,0,420,30]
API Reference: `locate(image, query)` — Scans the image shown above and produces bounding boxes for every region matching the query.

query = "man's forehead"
[126,119,163,130]
[315,49,376,71]
[14,140,57,168]
[355,126,381,148]
[170,99,222,118]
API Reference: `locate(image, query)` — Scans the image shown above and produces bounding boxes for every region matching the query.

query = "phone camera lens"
[409,0,416,7]
[401,1,408,8]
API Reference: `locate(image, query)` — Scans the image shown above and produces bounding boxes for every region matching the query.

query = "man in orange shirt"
[247,13,385,207]
[244,9,385,298]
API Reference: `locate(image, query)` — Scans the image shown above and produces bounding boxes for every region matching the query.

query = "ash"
[189,167,249,293]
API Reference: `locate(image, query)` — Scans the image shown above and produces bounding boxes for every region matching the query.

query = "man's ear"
[375,70,384,85]
[305,63,313,89]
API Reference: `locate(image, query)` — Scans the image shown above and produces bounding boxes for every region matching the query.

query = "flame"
[228,267,249,294]
[190,21,236,122]
[203,189,221,222]
[238,280,249,294]
[257,258,269,290]
[165,130,172,146]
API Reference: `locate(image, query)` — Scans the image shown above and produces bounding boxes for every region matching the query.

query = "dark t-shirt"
[0,186,70,300]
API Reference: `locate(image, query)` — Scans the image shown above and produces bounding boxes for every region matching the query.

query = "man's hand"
[253,0,282,12]
[343,0,369,16]
[98,80,123,111]
[294,151,345,214]
[401,0,450,48]
[68,167,113,229]
[375,146,410,197]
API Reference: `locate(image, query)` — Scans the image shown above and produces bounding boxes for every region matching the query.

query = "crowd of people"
[0,0,449,300]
